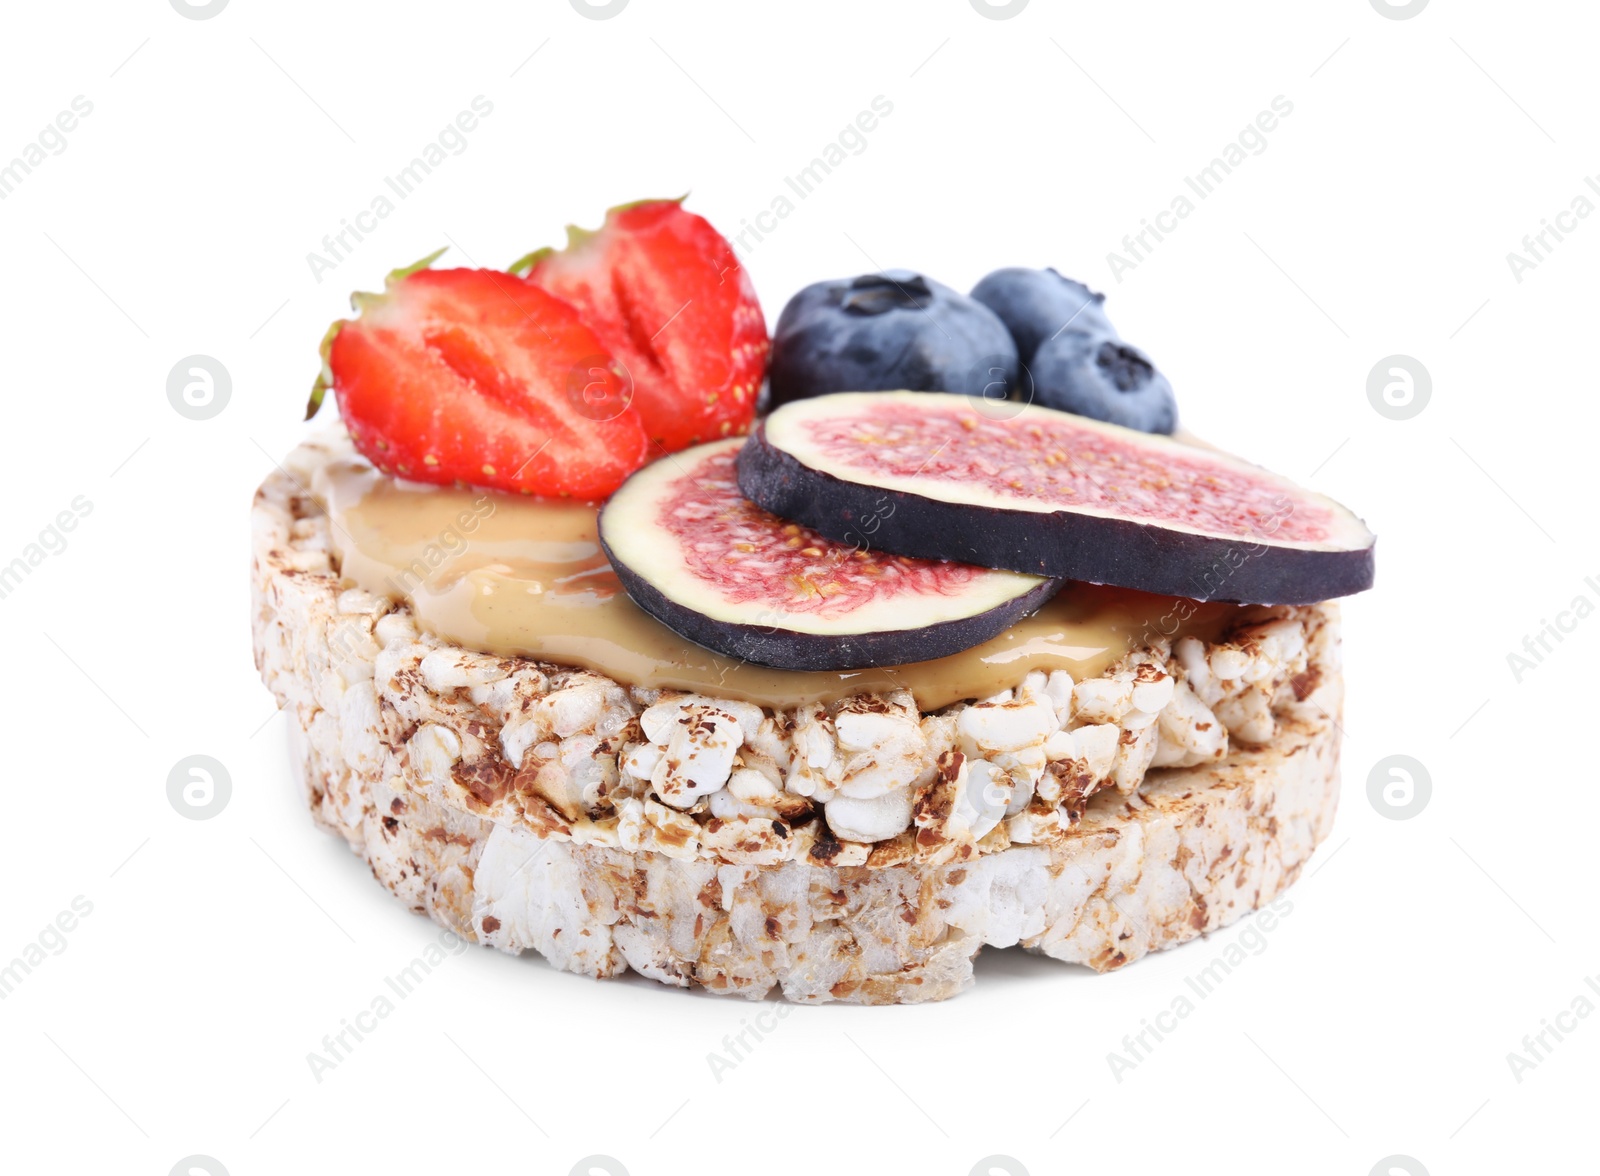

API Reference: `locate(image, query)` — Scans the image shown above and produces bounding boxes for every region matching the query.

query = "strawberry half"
[308,256,649,500]
[513,198,769,452]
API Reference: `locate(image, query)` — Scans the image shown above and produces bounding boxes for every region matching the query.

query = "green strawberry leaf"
[304,319,344,420]
[386,246,449,285]
[508,197,688,275]
[305,247,447,420]
[507,246,555,277]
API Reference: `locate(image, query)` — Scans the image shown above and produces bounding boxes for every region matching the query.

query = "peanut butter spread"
[313,456,1258,710]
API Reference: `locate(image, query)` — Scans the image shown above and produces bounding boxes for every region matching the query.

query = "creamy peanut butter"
[314,457,1256,711]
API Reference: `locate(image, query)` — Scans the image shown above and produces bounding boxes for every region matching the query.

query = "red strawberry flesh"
[329,268,648,500]
[523,199,768,451]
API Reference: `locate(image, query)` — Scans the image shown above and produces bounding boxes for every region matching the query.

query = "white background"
[1,1,1593,1173]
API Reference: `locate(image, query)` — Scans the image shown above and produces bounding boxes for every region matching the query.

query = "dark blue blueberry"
[767,271,1019,408]
[1031,331,1177,434]
[969,267,1114,361]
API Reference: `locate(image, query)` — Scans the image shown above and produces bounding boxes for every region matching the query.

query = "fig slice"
[598,437,1060,671]
[737,391,1375,605]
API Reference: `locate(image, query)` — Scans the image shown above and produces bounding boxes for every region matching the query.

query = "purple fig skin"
[736,423,1375,606]
[599,533,1062,671]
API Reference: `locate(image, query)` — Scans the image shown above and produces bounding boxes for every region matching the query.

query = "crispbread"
[253,439,1342,1003]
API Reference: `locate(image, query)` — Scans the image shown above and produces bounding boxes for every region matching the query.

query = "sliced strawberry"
[513,198,769,452]
[313,262,649,499]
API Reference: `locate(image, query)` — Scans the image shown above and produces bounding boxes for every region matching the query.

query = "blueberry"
[767,271,1018,408]
[969,267,1115,361]
[1031,331,1177,434]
